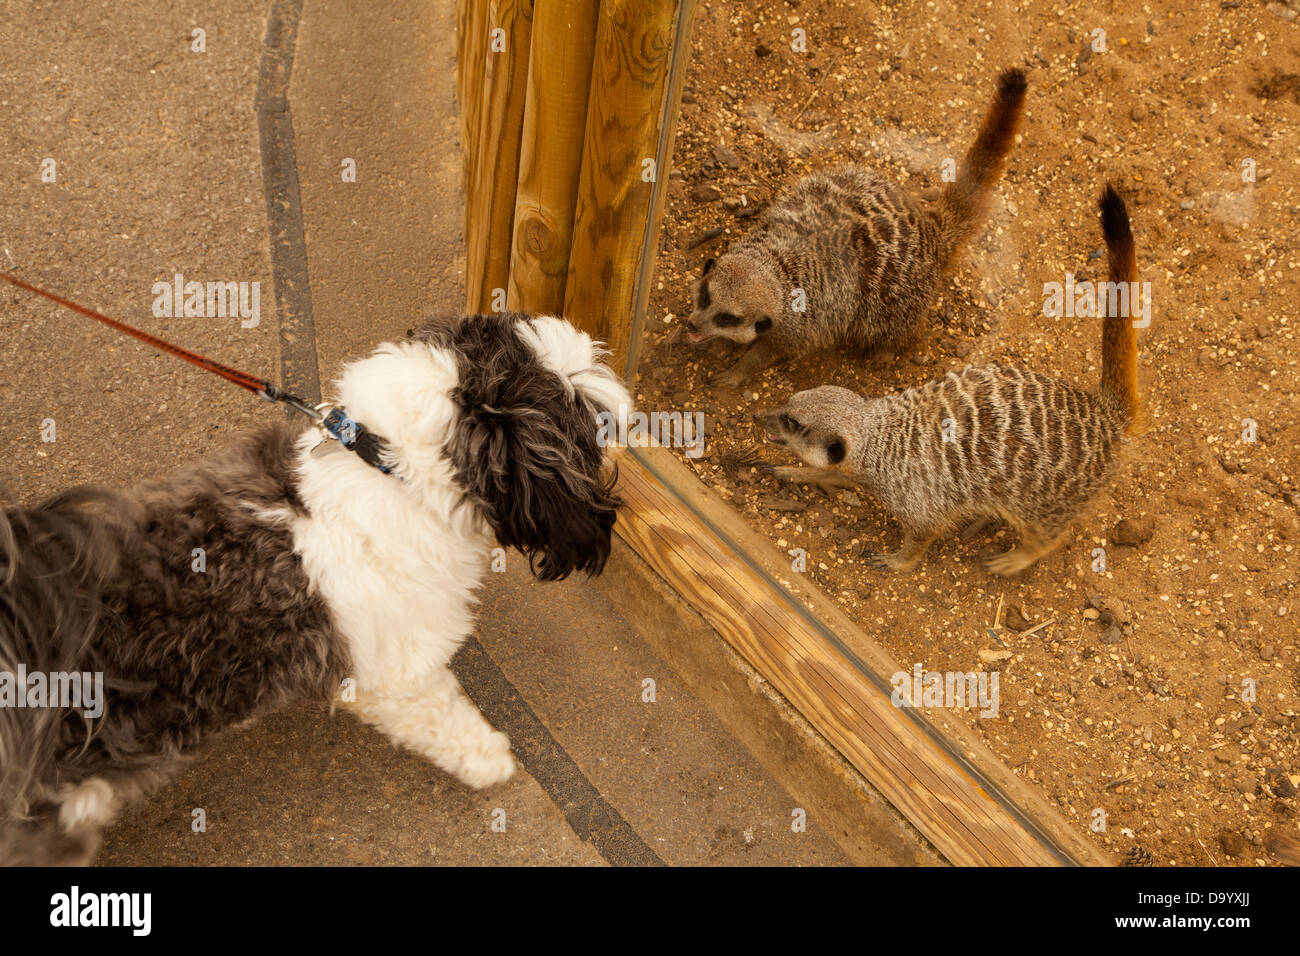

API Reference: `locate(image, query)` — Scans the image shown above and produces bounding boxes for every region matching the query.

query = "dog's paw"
[456,730,517,789]
[57,777,120,831]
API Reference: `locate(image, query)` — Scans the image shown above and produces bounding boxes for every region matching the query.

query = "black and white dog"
[0,313,630,864]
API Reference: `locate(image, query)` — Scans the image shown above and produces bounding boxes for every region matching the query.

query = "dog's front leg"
[350,665,516,789]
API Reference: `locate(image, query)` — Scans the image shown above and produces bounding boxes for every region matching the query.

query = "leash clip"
[315,403,393,475]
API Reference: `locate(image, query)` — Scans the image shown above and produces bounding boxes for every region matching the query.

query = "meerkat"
[683,67,1028,387]
[757,185,1141,576]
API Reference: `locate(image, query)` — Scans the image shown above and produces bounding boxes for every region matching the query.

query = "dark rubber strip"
[255,0,322,408]
[452,637,666,867]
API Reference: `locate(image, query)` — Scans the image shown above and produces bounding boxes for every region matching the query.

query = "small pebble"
[712,143,742,169]
[1220,830,1247,857]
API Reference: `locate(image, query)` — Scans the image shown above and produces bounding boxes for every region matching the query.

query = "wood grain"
[460,0,533,314]
[614,446,1113,867]
[456,0,488,218]
[562,0,691,372]
[506,0,600,316]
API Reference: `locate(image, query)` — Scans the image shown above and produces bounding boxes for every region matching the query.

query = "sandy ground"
[0,0,899,866]
[637,0,1299,866]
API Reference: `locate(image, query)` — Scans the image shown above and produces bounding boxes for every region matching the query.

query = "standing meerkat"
[757,185,1141,576]
[684,68,1028,387]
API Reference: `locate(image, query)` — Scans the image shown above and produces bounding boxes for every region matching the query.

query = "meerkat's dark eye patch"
[702,257,716,276]
[754,316,773,333]
[713,312,743,328]
[780,414,800,432]
[826,439,846,464]
[697,282,711,310]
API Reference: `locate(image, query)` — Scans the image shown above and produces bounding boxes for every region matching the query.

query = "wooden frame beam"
[614,446,1113,867]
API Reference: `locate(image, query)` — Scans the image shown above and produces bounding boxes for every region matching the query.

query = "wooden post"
[458,0,534,315]
[507,0,601,316]
[562,0,695,376]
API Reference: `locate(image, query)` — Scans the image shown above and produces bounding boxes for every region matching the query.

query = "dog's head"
[335,314,629,581]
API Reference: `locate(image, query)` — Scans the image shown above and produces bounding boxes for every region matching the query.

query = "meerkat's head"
[757,386,863,467]
[684,252,784,345]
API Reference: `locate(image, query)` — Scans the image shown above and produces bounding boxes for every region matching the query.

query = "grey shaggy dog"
[0,429,340,864]
[0,312,626,864]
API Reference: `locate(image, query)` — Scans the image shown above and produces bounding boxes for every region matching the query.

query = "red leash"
[0,270,270,395]
[0,270,395,474]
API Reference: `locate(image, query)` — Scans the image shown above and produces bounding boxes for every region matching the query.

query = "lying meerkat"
[757,185,1141,576]
[684,67,1028,387]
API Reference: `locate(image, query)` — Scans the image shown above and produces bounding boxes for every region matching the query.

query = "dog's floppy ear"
[478,407,619,582]
[437,315,625,581]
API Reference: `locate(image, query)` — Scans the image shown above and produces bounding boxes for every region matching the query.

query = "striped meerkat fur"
[758,186,1140,575]
[685,68,1028,387]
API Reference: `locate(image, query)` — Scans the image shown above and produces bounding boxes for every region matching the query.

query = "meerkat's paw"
[58,777,121,832]
[769,465,857,494]
[715,368,746,389]
[454,729,517,790]
[984,526,1066,576]
[864,550,896,571]
[866,530,936,572]
[768,465,810,482]
[983,548,1037,577]
[864,549,914,572]
[813,474,858,493]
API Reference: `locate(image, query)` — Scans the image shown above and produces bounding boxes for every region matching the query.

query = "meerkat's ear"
[755,316,774,333]
[826,438,846,464]
[702,257,716,276]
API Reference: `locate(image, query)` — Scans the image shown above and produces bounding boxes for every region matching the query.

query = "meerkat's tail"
[1098,184,1140,429]
[936,68,1027,267]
